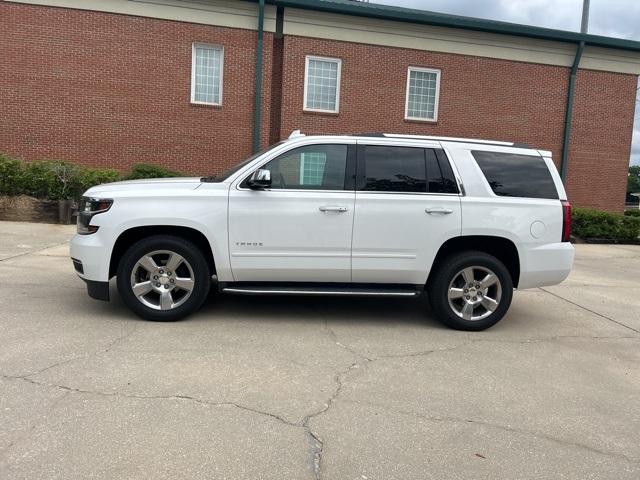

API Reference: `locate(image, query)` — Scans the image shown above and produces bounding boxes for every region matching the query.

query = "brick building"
[1,0,639,211]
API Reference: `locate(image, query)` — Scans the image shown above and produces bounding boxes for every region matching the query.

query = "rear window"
[472,151,558,199]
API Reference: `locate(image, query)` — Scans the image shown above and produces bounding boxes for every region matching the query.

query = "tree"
[629,166,640,194]
[628,166,640,205]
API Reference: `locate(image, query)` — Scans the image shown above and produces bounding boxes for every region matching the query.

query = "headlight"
[77,197,113,235]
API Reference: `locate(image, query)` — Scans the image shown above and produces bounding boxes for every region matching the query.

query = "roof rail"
[354,132,531,149]
[353,132,386,137]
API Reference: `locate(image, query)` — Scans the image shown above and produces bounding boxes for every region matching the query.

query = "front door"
[351,142,462,284]
[228,142,356,282]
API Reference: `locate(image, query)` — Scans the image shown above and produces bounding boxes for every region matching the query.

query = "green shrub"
[0,154,25,196]
[573,208,640,242]
[21,161,57,199]
[78,167,121,192]
[124,163,182,180]
[20,160,85,200]
[624,209,640,218]
[0,155,123,200]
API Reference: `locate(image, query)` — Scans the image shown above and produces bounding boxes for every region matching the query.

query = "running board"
[220,284,422,297]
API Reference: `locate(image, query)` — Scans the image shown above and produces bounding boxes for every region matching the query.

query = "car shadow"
[96,280,444,329]
[197,290,444,329]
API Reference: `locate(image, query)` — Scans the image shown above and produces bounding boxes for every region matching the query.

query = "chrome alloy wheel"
[447,266,502,321]
[129,250,195,311]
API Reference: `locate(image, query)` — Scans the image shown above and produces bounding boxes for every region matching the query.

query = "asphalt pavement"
[1,221,639,479]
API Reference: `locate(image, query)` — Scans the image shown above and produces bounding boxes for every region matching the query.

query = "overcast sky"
[373,0,640,166]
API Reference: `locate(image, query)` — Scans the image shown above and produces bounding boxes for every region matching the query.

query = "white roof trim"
[4,0,277,32]
[283,8,640,75]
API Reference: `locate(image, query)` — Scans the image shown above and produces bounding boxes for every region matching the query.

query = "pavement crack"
[301,361,360,480]
[2,373,324,479]
[308,300,373,362]
[370,343,466,360]
[540,287,640,334]
[323,318,373,362]
[385,407,640,464]
[1,374,299,428]
[471,335,640,346]
[103,324,138,352]
[2,324,139,380]
[11,356,90,380]
[344,397,639,464]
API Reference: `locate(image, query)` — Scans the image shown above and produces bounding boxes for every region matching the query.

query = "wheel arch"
[427,235,520,288]
[109,225,216,278]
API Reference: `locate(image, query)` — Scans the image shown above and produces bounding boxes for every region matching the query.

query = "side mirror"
[247,168,271,189]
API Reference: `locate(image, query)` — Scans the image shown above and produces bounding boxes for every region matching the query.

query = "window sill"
[404,117,438,125]
[190,102,223,109]
[303,109,340,117]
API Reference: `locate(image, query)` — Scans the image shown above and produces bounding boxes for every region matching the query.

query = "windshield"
[202,141,285,182]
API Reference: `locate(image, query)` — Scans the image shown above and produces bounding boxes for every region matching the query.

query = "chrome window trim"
[355,191,462,197]
[236,186,352,193]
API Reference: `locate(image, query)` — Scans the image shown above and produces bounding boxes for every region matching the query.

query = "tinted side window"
[472,151,559,199]
[261,144,348,190]
[363,146,426,192]
[427,149,459,194]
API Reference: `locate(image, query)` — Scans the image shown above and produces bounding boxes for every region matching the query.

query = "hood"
[103,177,203,186]
[84,177,203,198]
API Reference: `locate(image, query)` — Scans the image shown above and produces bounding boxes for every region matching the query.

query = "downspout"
[560,40,585,182]
[252,0,265,153]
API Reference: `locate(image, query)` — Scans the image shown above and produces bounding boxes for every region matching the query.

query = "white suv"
[70,132,574,330]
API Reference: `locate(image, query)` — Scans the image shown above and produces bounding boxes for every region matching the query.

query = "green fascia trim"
[560,41,585,182]
[256,0,640,53]
[253,0,265,153]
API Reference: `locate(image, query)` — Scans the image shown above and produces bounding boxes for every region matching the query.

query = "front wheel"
[116,235,211,321]
[428,251,513,331]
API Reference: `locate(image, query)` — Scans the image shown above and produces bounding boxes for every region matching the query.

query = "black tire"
[427,251,513,331]
[116,235,211,321]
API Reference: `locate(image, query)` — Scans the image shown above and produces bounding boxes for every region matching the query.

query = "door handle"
[319,205,348,213]
[425,207,454,215]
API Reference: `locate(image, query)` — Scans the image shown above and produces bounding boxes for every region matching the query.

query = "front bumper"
[70,256,111,301]
[69,232,111,281]
[70,230,113,301]
[83,277,110,301]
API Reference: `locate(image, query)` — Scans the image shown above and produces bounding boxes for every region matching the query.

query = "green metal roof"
[260,0,640,53]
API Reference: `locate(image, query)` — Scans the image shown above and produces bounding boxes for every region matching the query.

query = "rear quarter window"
[471,150,558,199]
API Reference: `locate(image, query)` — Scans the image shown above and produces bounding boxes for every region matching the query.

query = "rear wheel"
[116,235,211,321]
[428,251,513,331]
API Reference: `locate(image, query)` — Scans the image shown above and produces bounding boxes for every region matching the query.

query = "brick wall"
[279,36,568,156]
[0,2,637,212]
[278,35,637,212]
[567,69,637,211]
[0,2,272,176]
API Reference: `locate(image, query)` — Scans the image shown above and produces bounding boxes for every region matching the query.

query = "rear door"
[228,141,356,282]
[351,141,462,284]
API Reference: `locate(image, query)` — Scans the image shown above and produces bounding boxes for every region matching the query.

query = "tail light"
[561,200,571,242]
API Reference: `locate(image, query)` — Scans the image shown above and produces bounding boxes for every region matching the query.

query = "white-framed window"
[303,55,342,113]
[405,67,441,122]
[191,43,223,106]
[299,152,327,186]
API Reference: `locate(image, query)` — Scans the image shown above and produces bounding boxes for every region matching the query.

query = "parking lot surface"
[1,220,639,479]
